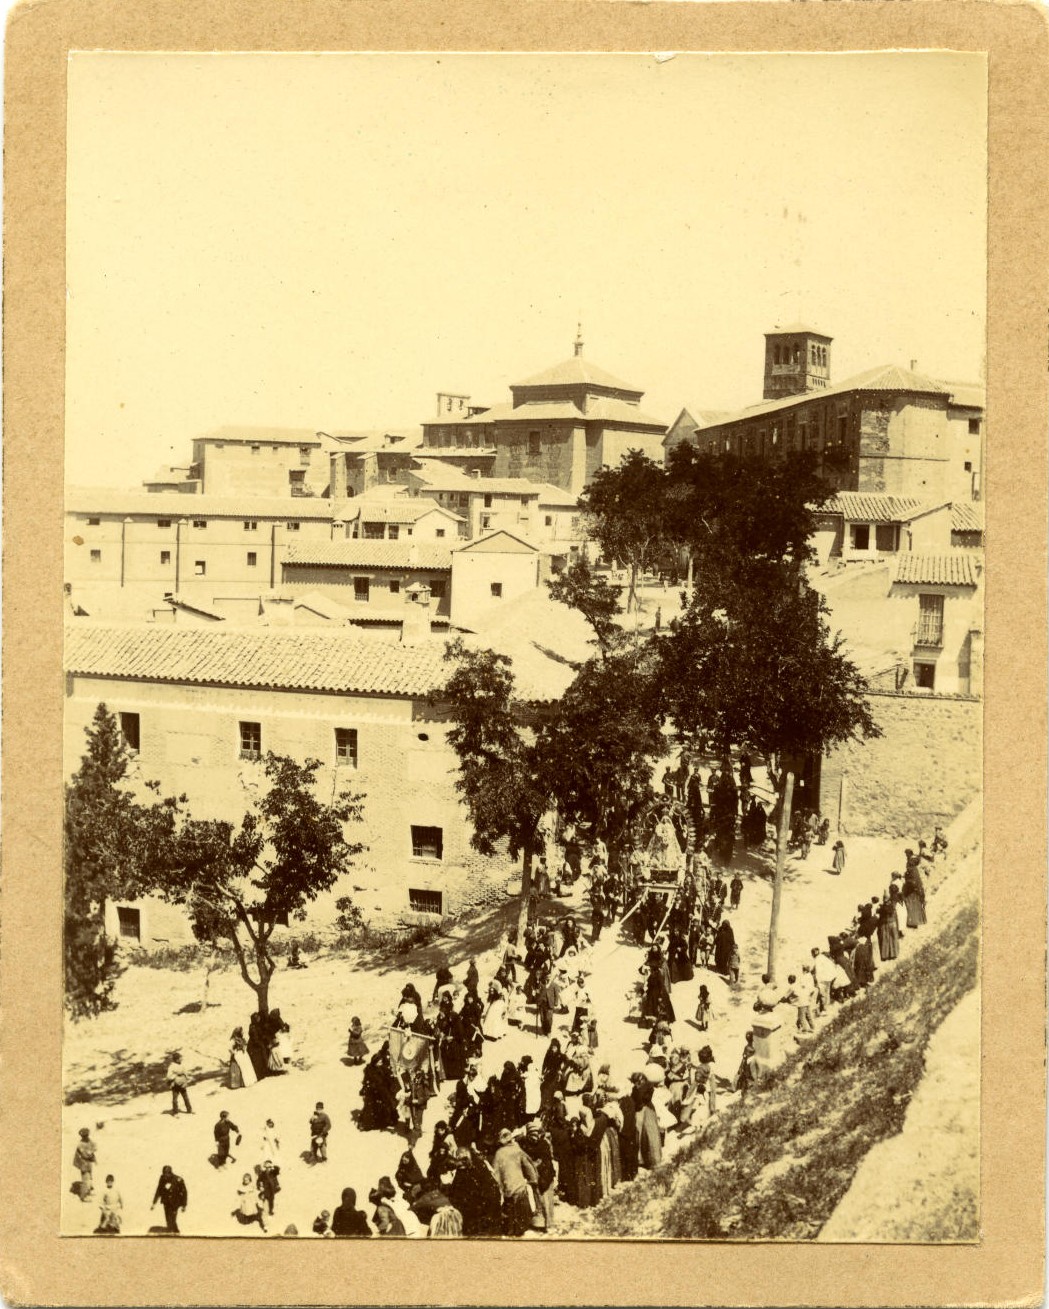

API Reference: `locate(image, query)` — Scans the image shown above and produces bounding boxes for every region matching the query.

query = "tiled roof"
[64,624,449,696]
[583,397,667,428]
[694,363,970,431]
[823,492,931,523]
[950,502,984,532]
[411,467,544,496]
[283,541,453,570]
[894,553,981,586]
[766,323,832,338]
[199,426,323,446]
[328,431,424,455]
[356,501,464,524]
[462,401,583,424]
[66,489,337,520]
[513,355,641,394]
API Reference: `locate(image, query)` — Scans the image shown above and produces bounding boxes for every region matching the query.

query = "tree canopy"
[580,449,675,611]
[64,704,181,1020]
[546,555,626,656]
[144,753,366,1016]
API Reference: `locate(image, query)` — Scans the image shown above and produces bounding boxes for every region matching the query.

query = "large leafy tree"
[579,450,673,613]
[538,649,668,877]
[144,753,365,1017]
[546,555,626,657]
[64,704,179,1019]
[441,639,556,939]
[657,560,880,977]
[664,446,831,580]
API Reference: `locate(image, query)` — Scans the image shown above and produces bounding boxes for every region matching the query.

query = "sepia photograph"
[59,49,988,1246]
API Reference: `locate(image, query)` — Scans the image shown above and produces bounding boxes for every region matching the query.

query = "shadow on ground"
[64,1051,224,1107]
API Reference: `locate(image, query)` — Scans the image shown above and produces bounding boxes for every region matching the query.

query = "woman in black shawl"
[459,987,485,1060]
[434,994,465,1084]
[500,1060,526,1131]
[478,1075,503,1143]
[641,944,676,1023]
[668,927,694,984]
[713,918,736,976]
[358,1042,399,1131]
[540,1037,565,1114]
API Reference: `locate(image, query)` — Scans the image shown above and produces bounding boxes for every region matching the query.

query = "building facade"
[182,428,331,498]
[64,625,517,944]
[665,331,984,503]
[419,336,667,495]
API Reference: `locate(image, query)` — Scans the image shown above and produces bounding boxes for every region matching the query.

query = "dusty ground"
[62,827,942,1239]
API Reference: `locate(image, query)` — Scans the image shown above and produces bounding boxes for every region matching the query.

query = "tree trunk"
[767,766,796,983]
[516,846,533,942]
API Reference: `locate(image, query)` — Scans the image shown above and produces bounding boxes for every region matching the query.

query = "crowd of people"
[70,752,953,1239]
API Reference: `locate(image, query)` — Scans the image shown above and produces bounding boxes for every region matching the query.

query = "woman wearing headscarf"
[449,1063,482,1148]
[359,1043,400,1132]
[368,1177,406,1236]
[713,917,736,976]
[394,1148,425,1199]
[448,1145,502,1237]
[540,1037,565,1114]
[634,1075,663,1171]
[500,1060,526,1130]
[459,986,485,1060]
[331,1187,371,1237]
[877,895,900,961]
[427,1121,457,1182]
[903,859,927,929]
[641,942,676,1024]
[227,1027,257,1090]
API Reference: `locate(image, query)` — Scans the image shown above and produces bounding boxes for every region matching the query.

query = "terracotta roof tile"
[64,624,449,696]
[283,541,453,570]
[894,553,981,586]
[66,489,336,520]
[824,492,930,523]
[949,502,983,532]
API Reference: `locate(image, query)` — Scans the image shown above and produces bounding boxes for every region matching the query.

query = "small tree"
[64,704,177,1020]
[441,639,554,939]
[579,450,673,613]
[145,753,365,1016]
[658,562,880,979]
[546,555,626,657]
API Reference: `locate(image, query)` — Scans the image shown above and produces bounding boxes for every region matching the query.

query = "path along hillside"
[566,812,980,1241]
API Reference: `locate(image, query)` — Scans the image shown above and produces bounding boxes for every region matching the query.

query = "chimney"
[401,581,433,644]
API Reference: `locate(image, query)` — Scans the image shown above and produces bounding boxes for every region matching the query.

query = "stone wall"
[821,690,981,838]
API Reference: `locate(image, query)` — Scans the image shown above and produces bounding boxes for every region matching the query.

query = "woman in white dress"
[228,1027,257,1090]
[481,982,508,1041]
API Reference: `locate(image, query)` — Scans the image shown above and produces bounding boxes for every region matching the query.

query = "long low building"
[63,624,520,945]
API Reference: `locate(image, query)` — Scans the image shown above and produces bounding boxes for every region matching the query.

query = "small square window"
[192,519,207,529]
[483,494,493,509]
[286,521,300,531]
[490,582,503,598]
[335,727,358,767]
[429,578,447,600]
[411,825,443,860]
[851,524,871,551]
[157,518,171,528]
[389,579,401,594]
[435,528,446,539]
[388,525,400,541]
[480,515,492,530]
[90,549,102,564]
[119,712,140,753]
[244,520,258,531]
[968,418,980,435]
[160,550,171,565]
[87,517,101,526]
[194,560,206,576]
[408,888,443,915]
[914,662,936,690]
[544,515,553,527]
[246,551,257,567]
[354,578,370,602]
[239,721,261,760]
[117,906,141,941]
[963,461,972,473]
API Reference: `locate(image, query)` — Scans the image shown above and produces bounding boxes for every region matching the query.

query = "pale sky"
[66,51,987,488]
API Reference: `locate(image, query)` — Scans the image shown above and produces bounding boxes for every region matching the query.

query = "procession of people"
[67,750,952,1240]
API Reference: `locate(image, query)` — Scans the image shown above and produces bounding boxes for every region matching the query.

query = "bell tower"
[763,325,833,401]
